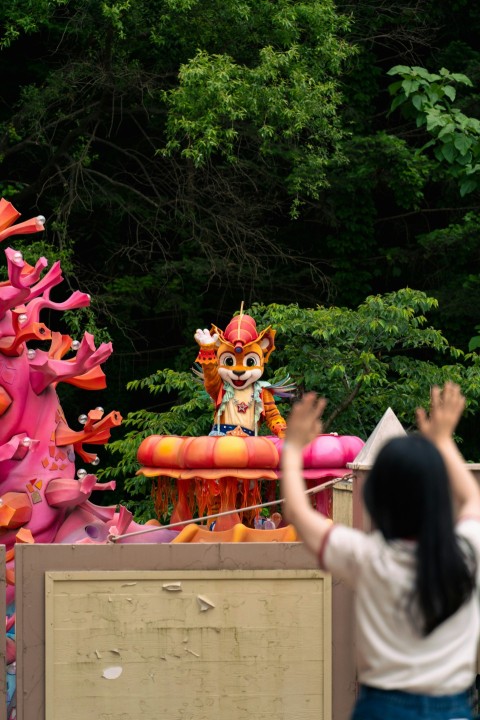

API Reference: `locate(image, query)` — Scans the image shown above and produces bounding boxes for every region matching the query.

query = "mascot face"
[212,314,276,391]
[217,340,266,390]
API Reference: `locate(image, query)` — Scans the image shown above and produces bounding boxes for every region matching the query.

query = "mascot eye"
[219,352,236,367]
[244,353,260,368]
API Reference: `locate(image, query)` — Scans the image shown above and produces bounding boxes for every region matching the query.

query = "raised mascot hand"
[194,328,219,347]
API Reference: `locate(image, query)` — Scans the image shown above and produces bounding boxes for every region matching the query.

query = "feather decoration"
[257,376,297,400]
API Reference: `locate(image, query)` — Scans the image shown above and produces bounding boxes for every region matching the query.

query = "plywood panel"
[45,569,331,720]
[17,544,321,720]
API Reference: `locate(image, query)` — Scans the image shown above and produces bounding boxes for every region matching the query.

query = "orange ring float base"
[172,522,298,543]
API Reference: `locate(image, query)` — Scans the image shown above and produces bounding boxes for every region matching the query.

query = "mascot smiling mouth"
[232,378,247,388]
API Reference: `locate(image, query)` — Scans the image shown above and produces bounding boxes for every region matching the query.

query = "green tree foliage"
[283,1,480,369]
[0,0,352,336]
[387,65,480,197]
[103,290,480,520]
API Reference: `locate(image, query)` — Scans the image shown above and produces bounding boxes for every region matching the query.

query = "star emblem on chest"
[236,401,250,413]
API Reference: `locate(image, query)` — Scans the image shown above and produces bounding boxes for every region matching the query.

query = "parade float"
[136,307,364,538]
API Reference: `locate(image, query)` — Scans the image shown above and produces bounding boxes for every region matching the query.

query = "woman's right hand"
[417,382,480,519]
[416,381,466,443]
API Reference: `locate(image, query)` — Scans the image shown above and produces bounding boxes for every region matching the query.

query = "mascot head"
[212,309,275,390]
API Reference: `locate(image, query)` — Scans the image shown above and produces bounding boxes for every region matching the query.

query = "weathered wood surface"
[45,569,331,720]
[15,486,356,720]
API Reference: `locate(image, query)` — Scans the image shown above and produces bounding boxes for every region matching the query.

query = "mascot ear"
[210,325,223,347]
[258,328,276,363]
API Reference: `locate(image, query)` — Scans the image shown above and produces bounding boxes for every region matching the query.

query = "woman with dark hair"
[281,382,480,720]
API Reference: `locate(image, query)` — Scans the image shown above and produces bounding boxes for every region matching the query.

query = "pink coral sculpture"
[0,200,121,570]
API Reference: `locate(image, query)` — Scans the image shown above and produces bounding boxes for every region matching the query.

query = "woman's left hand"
[285,392,327,450]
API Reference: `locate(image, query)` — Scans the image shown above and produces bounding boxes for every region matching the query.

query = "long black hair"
[363,434,476,636]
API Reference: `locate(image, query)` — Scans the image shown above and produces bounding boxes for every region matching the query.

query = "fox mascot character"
[194,308,294,438]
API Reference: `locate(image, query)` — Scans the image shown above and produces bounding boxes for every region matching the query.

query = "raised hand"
[194,328,219,346]
[286,392,327,450]
[416,381,466,442]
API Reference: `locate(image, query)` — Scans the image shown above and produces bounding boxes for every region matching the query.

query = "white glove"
[194,328,219,346]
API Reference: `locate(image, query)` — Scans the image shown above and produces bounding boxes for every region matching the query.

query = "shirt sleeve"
[319,524,372,588]
[456,517,480,561]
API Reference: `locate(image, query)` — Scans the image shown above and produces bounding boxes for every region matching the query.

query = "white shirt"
[320,518,480,695]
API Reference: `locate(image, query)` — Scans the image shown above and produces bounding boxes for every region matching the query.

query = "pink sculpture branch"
[29,332,113,393]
